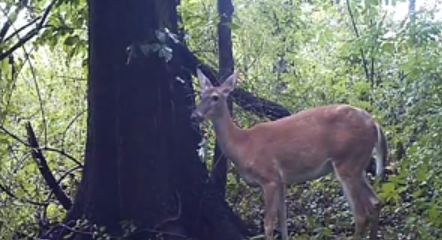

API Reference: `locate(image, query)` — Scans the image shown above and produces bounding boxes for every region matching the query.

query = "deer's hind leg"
[333,163,381,240]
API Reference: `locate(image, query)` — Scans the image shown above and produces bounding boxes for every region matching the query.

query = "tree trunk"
[212,0,235,198]
[60,0,248,239]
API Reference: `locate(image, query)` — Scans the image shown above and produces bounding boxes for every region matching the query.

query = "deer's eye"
[211,95,219,101]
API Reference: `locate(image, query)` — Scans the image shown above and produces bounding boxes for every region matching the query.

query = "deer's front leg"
[263,182,281,240]
[278,185,288,240]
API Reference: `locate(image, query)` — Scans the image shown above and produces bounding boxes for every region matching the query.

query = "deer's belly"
[282,159,334,184]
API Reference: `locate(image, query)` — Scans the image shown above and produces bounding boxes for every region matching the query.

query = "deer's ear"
[221,72,237,95]
[197,69,213,90]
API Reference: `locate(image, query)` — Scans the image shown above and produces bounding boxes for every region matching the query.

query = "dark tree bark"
[59,0,248,239]
[212,0,235,198]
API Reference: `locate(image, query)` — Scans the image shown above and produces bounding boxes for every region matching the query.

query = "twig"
[61,110,86,152]
[58,224,93,236]
[41,147,83,167]
[345,0,371,85]
[55,75,87,81]
[1,52,29,126]
[0,125,82,167]
[26,121,72,210]
[11,152,32,174]
[0,125,30,146]
[0,182,19,199]
[23,45,48,144]
[0,182,47,206]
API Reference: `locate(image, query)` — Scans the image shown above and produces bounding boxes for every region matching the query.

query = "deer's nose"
[191,111,204,122]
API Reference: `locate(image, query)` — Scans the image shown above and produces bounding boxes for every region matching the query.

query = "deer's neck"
[211,105,247,162]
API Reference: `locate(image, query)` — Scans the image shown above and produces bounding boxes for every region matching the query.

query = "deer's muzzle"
[191,110,204,122]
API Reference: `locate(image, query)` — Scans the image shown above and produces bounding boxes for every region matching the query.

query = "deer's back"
[244,104,378,183]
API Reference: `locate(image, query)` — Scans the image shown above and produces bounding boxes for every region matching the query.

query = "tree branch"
[0,0,57,61]
[0,125,30,146]
[0,0,29,41]
[2,16,41,43]
[26,122,72,210]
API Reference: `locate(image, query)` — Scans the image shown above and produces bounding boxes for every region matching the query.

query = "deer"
[191,69,388,240]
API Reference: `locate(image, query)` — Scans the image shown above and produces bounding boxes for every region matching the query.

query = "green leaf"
[64,35,80,46]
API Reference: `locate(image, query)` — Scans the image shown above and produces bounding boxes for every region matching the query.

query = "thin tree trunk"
[212,0,235,198]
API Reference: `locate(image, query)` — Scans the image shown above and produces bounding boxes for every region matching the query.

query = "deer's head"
[191,69,236,122]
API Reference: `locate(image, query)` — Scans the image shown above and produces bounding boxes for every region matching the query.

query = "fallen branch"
[26,121,72,210]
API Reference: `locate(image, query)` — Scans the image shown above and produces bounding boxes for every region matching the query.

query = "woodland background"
[0,0,441,239]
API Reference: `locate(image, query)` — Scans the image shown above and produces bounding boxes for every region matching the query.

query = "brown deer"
[191,70,388,240]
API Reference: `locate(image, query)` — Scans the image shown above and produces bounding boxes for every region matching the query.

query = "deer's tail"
[373,122,388,180]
